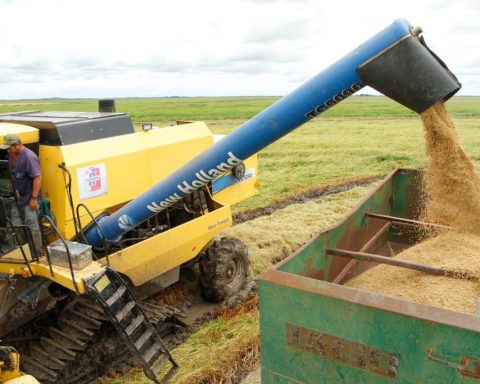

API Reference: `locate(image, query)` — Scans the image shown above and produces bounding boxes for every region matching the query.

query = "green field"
[1,95,479,120]
[2,96,479,211]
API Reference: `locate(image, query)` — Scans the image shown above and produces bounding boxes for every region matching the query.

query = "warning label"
[77,163,108,200]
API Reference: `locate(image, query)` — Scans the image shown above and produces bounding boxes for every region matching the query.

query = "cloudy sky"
[0,0,478,99]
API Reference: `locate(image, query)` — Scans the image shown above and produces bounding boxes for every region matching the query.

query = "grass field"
[1,95,479,120]
[2,96,480,210]
[2,95,479,383]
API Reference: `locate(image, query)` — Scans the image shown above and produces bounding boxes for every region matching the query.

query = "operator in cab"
[0,134,43,254]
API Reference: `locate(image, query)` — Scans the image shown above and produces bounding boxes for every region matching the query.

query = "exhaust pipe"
[98,99,116,113]
[83,19,461,247]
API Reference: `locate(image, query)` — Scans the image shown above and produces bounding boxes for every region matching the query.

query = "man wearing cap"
[1,134,42,254]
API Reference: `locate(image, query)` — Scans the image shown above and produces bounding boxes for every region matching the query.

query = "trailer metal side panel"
[259,169,480,383]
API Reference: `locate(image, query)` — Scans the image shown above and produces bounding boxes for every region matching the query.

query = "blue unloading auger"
[84,19,461,247]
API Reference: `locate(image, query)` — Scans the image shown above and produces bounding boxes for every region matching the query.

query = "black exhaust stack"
[357,27,461,113]
[98,99,116,113]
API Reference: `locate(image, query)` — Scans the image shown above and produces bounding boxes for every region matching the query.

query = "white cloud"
[0,0,478,99]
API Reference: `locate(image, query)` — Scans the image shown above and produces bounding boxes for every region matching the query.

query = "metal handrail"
[75,203,110,266]
[42,215,79,293]
[0,219,36,276]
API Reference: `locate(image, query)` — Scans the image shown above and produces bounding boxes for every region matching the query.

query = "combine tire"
[199,237,249,303]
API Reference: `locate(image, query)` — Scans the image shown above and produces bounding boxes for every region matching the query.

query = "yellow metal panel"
[105,205,233,285]
[0,348,21,382]
[29,260,106,293]
[0,123,38,145]
[45,122,214,239]
[60,132,150,222]
[38,145,71,236]
[212,155,259,206]
[0,244,33,261]
[139,122,214,181]
[0,246,105,294]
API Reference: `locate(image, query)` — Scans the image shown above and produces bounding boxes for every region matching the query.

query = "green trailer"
[259,168,480,383]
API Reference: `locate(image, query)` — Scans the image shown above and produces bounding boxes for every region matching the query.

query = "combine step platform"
[86,268,178,384]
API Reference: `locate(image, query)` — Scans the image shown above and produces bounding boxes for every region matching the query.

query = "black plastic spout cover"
[357,34,461,114]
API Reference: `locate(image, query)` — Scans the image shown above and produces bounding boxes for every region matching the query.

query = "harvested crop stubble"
[347,101,480,314]
[222,184,375,276]
[159,297,260,384]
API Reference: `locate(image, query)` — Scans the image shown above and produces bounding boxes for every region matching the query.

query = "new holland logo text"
[146,151,242,213]
[305,83,363,118]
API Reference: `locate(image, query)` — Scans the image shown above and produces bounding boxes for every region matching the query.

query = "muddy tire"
[199,237,249,303]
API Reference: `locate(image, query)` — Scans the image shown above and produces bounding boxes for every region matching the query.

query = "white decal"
[147,151,242,213]
[77,163,108,201]
[118,214,138,230]
[240,168,255,182]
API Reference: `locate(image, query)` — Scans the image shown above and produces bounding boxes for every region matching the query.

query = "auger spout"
[84,18,460,247]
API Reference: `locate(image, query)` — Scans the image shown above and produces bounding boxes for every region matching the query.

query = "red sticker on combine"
[77,163,108,200]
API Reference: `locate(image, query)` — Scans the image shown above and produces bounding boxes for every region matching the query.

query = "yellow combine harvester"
[0,106,258,383]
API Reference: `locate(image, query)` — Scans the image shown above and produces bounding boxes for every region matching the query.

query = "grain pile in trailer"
[347,102,480,313]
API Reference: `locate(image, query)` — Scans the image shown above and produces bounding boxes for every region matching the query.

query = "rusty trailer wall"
[275,168,422,283]
[259,168,480,383]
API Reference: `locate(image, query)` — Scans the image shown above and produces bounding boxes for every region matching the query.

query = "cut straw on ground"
[223,183,377,276]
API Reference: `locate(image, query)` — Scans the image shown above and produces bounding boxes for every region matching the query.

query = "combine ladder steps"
[86,268,178,384]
